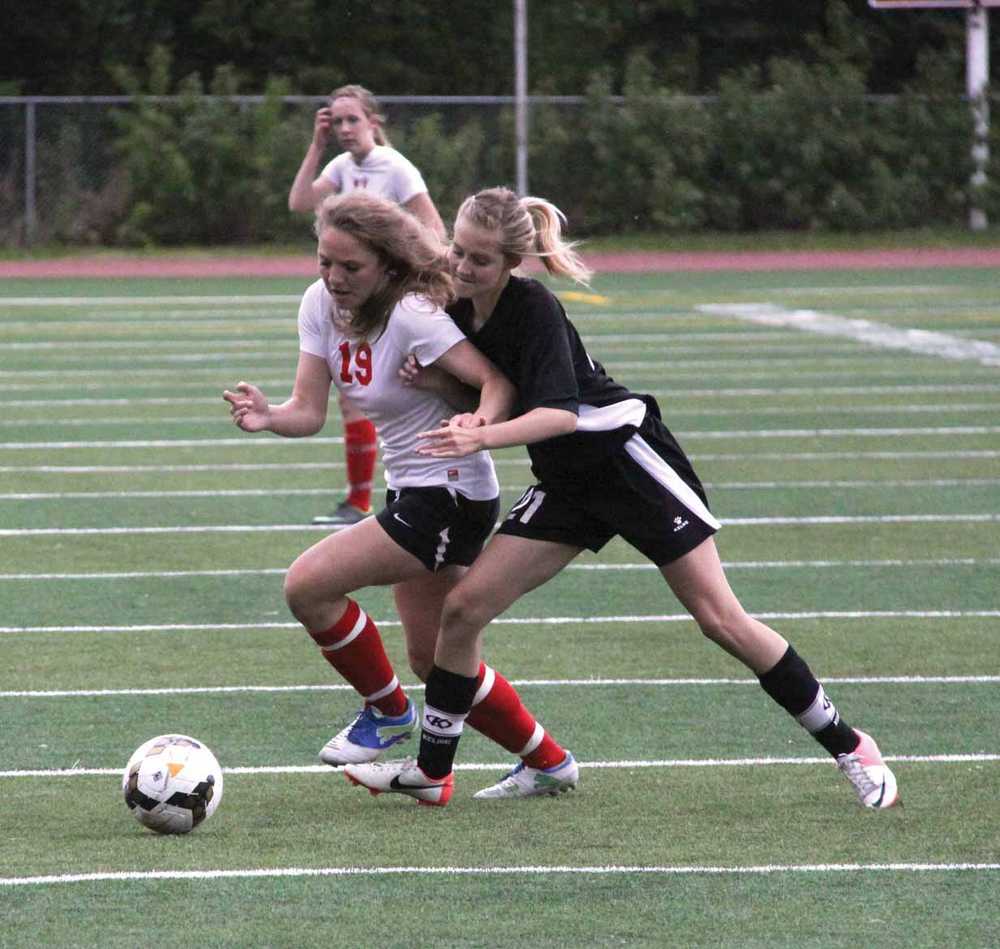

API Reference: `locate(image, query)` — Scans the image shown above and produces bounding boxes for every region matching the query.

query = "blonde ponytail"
[456,187,592,286]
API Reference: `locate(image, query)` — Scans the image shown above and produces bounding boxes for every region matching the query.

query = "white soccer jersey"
[297,279,499,499]
[320,146,428,205]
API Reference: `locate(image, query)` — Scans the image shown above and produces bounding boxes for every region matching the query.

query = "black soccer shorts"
[497,415,720,566]
[377,486,500,572]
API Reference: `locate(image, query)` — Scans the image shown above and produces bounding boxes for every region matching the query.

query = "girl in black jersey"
[345,187,900,810]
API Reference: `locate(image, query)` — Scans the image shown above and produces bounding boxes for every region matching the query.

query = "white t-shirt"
[297,279,499,500]
[321,146,428,205]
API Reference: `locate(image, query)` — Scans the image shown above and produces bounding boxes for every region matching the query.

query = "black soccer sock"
[417,664,480,779]
[757,646,859,757]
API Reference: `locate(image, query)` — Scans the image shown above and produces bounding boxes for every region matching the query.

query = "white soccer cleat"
[473,753,579,800]
[344,758,453,807]
[836,729,900,809]
[319,701,416,767]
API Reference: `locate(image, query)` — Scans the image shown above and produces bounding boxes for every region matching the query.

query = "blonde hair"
[328,84,390,147]
[315,192,453,339]
[455,187,592,285]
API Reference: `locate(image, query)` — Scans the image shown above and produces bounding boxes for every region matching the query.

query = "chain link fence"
[0,92,992,247]
[0,96,532,247]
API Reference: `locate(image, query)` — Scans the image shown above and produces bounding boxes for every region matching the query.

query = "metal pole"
[24,100,37,246]
[967,2,989,231]
[514,0,528,195]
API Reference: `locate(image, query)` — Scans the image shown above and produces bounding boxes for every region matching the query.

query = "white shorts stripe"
[319,607,369,653]
[433,527,451,570]
[576,398,647,432]
[624,434,722,531]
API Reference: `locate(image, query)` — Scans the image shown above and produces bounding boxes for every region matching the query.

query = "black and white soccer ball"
[122,734,224,834]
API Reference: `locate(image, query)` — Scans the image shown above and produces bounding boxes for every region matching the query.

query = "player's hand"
[312,107,333,148]
[399,354,456,397]
[450,412,487,429]
[398,353,425,387]
[223,381,271,432]
[416,418,487,457]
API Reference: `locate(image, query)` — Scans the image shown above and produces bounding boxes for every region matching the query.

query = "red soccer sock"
[344,418,377,512]
[465,663,567,770]
[311,599,408,716]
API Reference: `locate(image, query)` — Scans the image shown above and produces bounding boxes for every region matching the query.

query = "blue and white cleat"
[473,752,579,800]
[319,700,416,766]
[836,729,900,809]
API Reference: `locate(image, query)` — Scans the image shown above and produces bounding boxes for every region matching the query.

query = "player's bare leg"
[286,518,427,766]
[346,535,582,803]
[661,537,899,808]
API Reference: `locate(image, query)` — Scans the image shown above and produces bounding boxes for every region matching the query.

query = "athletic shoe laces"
[839,753,881,799]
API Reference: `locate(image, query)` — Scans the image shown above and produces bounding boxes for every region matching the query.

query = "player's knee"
[283,561,316,622]
[440,584,491,640]
[406,648,434,681]
[692,601,749,647]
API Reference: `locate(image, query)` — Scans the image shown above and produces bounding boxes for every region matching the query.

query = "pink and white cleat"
[344,758,453,807]
[836,729,900,809]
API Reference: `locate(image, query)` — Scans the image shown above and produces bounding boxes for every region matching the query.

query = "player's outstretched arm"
[224,353,331,437]
[417,406,577,458]
[223,381,271,432]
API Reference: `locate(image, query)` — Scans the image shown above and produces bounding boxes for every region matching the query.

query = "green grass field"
[1,265,998,947]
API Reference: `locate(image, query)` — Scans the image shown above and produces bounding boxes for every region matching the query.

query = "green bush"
[29,30,991,247]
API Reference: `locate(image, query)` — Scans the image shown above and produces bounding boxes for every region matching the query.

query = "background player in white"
[223,192,574,801]
[346,187,899,810]
[288,84,446,527]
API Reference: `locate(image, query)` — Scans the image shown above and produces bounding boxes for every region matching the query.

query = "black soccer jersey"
[447,276,655,481]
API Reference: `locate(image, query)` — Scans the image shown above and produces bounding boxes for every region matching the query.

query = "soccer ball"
[122,734,224,834]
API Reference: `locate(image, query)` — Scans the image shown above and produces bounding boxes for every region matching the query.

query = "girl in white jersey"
[288,84,446,528]
[223,192,574,799]
[346,187,899,811]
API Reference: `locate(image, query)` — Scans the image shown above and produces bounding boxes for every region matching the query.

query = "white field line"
[3,352,936,372]
[769,284,954,295]
[3,860,1000,888]
[2,558,997,582]
[3,450,999,474]
[3,478,997,501]
[0,416,237,428]
[0,462,349,473]
[3,383,999,405]
[5,371,998,396]
[0,338,876,356]
[3,611,998,636]
[5,675,1000,700]
[700,302,1000,366]
[0,437,342,450]
[0,295,300,306]
[0,339,293,351]
[2,514,996,538]
[0,314,290,327]
[4,402,998,427]
[2,754,998,781]
[9,351,895,368]
[0,329,801,343]
[662,384,1000,397]
[3,364,994,384]
[1,426,998,451]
